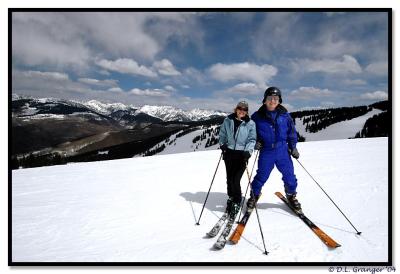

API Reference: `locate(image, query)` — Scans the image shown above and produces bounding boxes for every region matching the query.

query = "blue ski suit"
[251,104,298,196]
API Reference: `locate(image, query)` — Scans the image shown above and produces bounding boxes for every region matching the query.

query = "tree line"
[192,127,220,148]
[292,106,371,133]
[355,111,388,138]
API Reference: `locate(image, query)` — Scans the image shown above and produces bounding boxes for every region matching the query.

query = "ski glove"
[220,144,228,153]
[254,141,263,150]
[243,151,251,160]
[290,148,300,159]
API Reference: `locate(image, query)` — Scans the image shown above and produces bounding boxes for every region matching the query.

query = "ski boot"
[229,202,240,217]
[246,193,261,210]
[225,197,233,213]
[286,192,302,214]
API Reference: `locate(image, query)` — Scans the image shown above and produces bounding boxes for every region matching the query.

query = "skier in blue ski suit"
[247,87,302,211]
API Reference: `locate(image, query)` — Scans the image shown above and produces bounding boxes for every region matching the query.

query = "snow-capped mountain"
[136,105,227,122]
[12,95,228,123]
[84,100,137,116]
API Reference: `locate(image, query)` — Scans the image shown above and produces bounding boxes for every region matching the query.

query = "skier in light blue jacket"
[219,101,256,219]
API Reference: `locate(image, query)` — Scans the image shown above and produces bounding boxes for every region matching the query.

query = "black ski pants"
[223,151,247,204]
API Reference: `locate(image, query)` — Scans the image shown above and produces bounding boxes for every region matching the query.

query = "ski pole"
[295,158,362,235]
[196,152,223,225]
[237,150,259,222]
[245,165,269,255]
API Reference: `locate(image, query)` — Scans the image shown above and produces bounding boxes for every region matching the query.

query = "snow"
[137,105,227,121]
[295,108,383,141]
[11,137,389,263]
[85,100,135,115]
[142,126,219,156]
[137,108,383,159]
[23,114,66,120]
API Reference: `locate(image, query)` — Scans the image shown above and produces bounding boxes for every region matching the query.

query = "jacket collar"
[228,113,250,122]
[257,104,288,115]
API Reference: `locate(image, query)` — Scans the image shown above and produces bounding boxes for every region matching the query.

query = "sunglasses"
[266,96,280,102]
[237,107,248,111]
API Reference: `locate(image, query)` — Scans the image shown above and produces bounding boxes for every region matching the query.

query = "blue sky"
[11,11,389,112]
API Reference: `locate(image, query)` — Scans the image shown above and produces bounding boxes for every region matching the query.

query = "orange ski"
[229,195,261,244]
[275,191,341,248]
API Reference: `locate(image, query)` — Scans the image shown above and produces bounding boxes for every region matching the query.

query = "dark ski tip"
[205,232,217,238]
[357,232,362,235]
[211,243,225,251]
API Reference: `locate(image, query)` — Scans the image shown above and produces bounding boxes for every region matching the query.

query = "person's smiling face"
[265,95,280,111]
[235,106,248,119]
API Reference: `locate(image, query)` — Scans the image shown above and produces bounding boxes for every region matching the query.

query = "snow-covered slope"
[139,108,385,158]
[295,108,383,141]
[140,126,220,156]
[12,138,389,263]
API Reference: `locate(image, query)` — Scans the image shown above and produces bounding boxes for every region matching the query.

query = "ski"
[206,211,229,238]
[275,191,341,248]
[229,195,261,244]
[212,215,236,250]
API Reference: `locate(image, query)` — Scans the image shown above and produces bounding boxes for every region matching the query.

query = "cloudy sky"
[11,11,389,112]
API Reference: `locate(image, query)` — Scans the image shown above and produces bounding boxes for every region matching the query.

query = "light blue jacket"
[219,113,257,154]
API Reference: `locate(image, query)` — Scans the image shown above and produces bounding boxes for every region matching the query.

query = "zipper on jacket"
[233,120,243,151]
[265,111,279,149]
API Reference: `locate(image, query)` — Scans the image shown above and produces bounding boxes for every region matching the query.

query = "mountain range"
[11,95,227,168]
[11,95,389,169]
[12,94,227,124]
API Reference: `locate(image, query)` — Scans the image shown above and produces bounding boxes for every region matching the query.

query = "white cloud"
[77,13,159,60]
[108,87,124,93]
[129,88,169,97]
[164,85,176,91]
[365,61,388,76]
[12,12,205,69]
[282,103,295,112]
[153,59,181,76]
[208,62,277,86]
[290,86,334,100]
[360,91,388,100]
[181,67,207,84]
[98,70,111,76]
[96,58,157,78]
[12,69,96,98]
[12,13,91,69]
[252,13,302,59]
[292,55,362,74]
[313,36,362,59]
[224,82,261,95]
[78,78,118,87]
[21,70,70,81]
